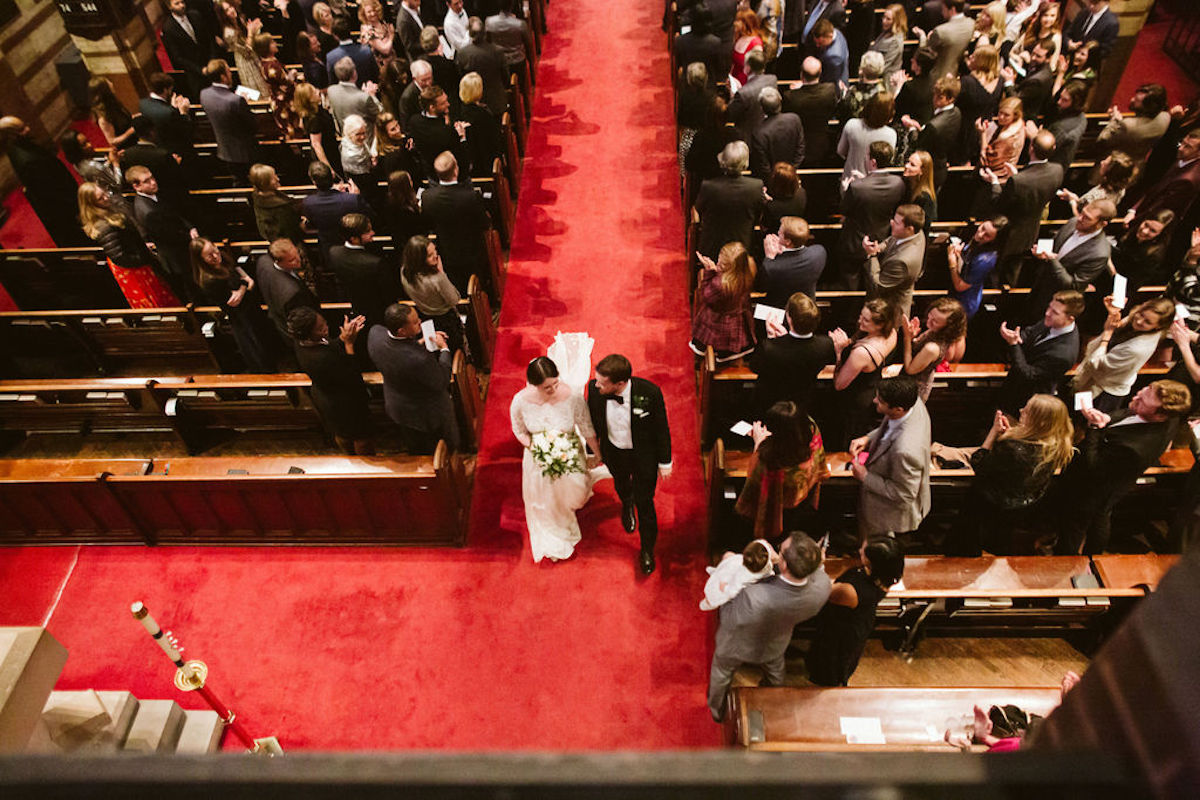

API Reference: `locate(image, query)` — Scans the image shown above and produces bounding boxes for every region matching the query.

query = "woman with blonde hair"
[216,0,269,97]
[978,95,1025,178]
[969,1,1007,55]
[77,182,180,308]
[690,241,758,362]
[1072,296,1176,412]
[459,72,503,177]
[310,2,339,57]
[358,0,398,69]
[869,4,908,77]
[830,298,898,446]
[901,297,967,402]
[293,82,341,176]
[948,393,1075,555]
[253,33,301,138]
[957,45,1005,156]
[249,163,304,244]
[340,114,382,211]
[903,149,937,234]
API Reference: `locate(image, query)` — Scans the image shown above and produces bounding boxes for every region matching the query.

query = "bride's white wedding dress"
[509,333,598,563]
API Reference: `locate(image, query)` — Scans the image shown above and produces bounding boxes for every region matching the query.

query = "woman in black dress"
[384,170,428,245]
[293,82,342,177]
[190,238,283,372]
[806,537,904,686]
[459,72,503,178]
[287,306,375,455]
[829,299,898,449]
[1111,209,1175,292]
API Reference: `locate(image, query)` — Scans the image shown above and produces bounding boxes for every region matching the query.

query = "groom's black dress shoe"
[622,501,637,533]
[639,550,656,575]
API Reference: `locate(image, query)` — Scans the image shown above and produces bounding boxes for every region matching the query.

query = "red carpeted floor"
[0,0,718,750]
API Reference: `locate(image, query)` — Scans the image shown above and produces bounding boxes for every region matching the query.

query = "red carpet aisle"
[0,0,718,749]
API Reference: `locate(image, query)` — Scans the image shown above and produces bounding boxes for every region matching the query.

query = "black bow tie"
[607,395,624,404]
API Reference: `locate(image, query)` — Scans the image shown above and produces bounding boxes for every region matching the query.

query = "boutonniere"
[632,395,651,418]
[633,408,649,419]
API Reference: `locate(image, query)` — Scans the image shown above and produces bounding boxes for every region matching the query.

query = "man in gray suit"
[864,204,927,318]
[921,0,973,86]
[366,302,460,454]
[727,49,778,137]
[198,59,257,183]
[327,57,382,142]
[986,130,1064,286]
[849,376,932,540]
[1027,199,1116,319]
[750,87,805,179]
[707,535,831,722]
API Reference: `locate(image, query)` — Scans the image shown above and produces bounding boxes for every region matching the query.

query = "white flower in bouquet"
[529,429,584,480]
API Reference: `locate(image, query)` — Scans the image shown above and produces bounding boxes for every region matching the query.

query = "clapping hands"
[763,232,783,260]
[989,409,1011,436]
[1171,319,1198,346]
[339,314,366,345]
[1081,406,1111,428]
[999,320,1023,346]
[697,252,719,272]
[830,326,850,353]
[861,235,884,257]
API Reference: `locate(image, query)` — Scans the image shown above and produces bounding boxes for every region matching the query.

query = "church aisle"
[0,0,718,749]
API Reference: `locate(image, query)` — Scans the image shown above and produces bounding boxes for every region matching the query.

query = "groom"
[587,354,672,575]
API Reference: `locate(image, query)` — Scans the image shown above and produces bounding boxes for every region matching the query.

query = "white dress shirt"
[444,9,470,55]
[605,381,633,450]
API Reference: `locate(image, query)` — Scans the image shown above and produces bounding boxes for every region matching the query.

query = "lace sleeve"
[510,391,530,444]
[572,392,595,440]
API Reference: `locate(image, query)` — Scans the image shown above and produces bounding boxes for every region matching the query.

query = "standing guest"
[863,204,927,318]
[127,165,198,302]
[748,292,836,416]
[329,212,400,331]
[421,151,492,294]
[691,242,758,363]
[420,26,463,116]
[956,45,1005,161]
[810,20,849,95]
[977,96,1026,183]
[996,289,1083,414]
[253,33,302,138]
[946,393,1075,556]
[761,163,807,234]
[249,163,304,245]
[0,116,88,247]
[903,150,938,234]
[901,297,968,402]
[800,0,846,54]
[986,129,1061,284]
[1064,0,1119,68]
[485,0,531,70]
[59,130,127,213]
[396,0,426,62]
[310,3,340,58]
[869,4,908,78]
[1166,320,1200,412]
[199,59,258,183]
[836,141,905,289]
[891,46,937,131]
[837,92,896,188]
[257,238,320,344]
[730,9,765,87]
[328,58,383,142]
[967,1,1007,58]
[1053,380,1192,554]
[1005,37,1055,122]
[707,535,831,722]
[1168,230,1200,329]
[301,161,372,262]
[837,51,886,123]
[293,83,342,177]
[459,72,503,178]
[1008,4,1061,77]
[216,1,269,97]
[1052,42,1098,98]
[288,307,375,455]
[1111,210,1175,291]
[399,60,434,124]
[735,402,827,542]
[77,183,180,308]
[805,537,904,686]
[948,216,1009,318]
[675,7,723,82]
[407,86,470,179]
[295,31,329,91]
[368,302,460,453]
[782,57,838,165]
[401,234,465,353]
[848,374,932,540]
[1072,297,1175,413]
[1027,199,1116,317]
[727,49,778,136]
[1044,81,1089,170]
[340,114,384,212]
[119,116,189,209]
[1096,84,1171,167]
[384,170,427,244]
[378,60,413,123]
[919,0,974,87]
[685,97,741,203]
[1122,129,1200,232]
[902,75,962,193]
[357,0,398,72]
[830,299,898,447]
[678,63,714,175]
[443,0,471,56]
[190,237,281,372]
[760,216,825,307]
[1058,151,1135,218]
[161,0,215,101]
[87,77,136,148]
[696,141,765,261]
[454,17,510,118]
[375,113,422,182]
[138,73,196,163]
[750,88,805,178]
[327,18,380,83]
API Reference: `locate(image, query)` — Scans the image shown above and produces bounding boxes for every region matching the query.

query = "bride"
[510,335,601,562]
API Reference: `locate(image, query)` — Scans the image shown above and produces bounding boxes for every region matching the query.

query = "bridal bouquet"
[529,430,584,480]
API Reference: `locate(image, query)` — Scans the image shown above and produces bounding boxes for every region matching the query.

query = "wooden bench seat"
[729,686,1063,751]
[0,447,469,546]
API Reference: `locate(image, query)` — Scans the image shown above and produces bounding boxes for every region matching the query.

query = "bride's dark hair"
[526,356,559,385]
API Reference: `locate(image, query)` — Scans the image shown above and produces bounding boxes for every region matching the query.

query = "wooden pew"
[0,458,151,544]
[0,378,185,447]
[1091,554,1179,593]
[729,686,1063,751]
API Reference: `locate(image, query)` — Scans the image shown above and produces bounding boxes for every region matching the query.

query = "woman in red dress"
[77,182,181,308]
[253,33,301,139]
[730,9,765,86]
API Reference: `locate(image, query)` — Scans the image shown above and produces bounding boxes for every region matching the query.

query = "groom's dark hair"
[595,354,632,383]
[781,535,822,579]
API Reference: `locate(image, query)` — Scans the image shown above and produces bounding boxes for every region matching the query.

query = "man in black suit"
[747,292,836,416]
[0,116,89,247]
[421,151,492,294]
[1026,199,1116,318]
[904,75,961,192]
[782,57,837,166]
[727,50,778,137]
[995,290,1084,415]
[750,87,805,179]
[1053,380,1192,555]
[120,116,190,209]
[407,86,470,180]
[1008,38,1054,121]
[397,0,427,61]
[367,302,459,454]
[836,140,905,289]
[454,17,509,116]
[256,238,320,344]
[587,353,672,576]
[673,6,722,82]
[695,140,765,260]
[1064,0,1119,68]
[300,161,373,262]
[138,73,196,163]
[329,213,401,330]
[160,0,214,101]
[705,0,738,76]
[127,165,197,302]
[985,129,1063,285]
[419,26,463,116]
[760,216,826,306]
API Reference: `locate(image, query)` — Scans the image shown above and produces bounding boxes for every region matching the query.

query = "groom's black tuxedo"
[587,376,671,557]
